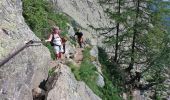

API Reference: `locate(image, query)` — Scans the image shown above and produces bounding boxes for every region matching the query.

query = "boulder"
[90,46,98,58]
[96,73,105,88]
[47,64,101,100]
[65,41,76,59]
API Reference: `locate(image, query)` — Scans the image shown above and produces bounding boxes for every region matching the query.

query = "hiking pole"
[0,40,42,67]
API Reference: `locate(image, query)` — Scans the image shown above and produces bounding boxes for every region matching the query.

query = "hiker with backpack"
[74,28,83,48]
[45,26,63,60]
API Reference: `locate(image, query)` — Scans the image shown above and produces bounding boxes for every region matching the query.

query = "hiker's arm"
[45,34,52,42]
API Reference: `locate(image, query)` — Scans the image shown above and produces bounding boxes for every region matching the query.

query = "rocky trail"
[74,48,84,65]
[32,45,102,100]
[49,46,84,67]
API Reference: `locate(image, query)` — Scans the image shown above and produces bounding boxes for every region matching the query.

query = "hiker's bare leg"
[79,42,82,48]
[78,38,82,48]
[63,44,65,54]
[55,53,60,60]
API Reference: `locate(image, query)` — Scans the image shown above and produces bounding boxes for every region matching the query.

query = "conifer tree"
[99,0,170,97]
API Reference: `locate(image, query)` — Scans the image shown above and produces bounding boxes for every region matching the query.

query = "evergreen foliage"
[22,0,170,99]
[99,0,170,98]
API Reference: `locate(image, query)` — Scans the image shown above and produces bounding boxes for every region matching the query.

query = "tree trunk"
[127,0,140,72]
[114,0,121,62]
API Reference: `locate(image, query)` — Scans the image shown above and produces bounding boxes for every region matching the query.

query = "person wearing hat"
[45,26,63,60]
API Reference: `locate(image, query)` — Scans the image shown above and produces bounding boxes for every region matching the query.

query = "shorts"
[54,45,63,54]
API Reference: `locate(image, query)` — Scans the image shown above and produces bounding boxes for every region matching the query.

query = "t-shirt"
[53,38,62,45]
[52,34,62,45]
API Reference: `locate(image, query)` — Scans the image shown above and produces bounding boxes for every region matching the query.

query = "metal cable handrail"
[0,40,43,67]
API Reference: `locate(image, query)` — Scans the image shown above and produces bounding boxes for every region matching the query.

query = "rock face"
[47,64,101,100]
[50,0,111,46]
[55,0,108,88]
[0,0,103,100]
[0,0,51,100]
[96,73,105,88]
[90,46,105,87]
[51,0,110,31]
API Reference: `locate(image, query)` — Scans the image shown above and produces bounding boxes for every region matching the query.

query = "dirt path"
[74,48,83,65]
[49,47,84,68]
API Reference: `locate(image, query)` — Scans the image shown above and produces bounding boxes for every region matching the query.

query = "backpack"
[50,34,62,46]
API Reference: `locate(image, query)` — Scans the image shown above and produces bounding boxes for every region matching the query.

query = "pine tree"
[99,0,128,63]
[99,0,170,98]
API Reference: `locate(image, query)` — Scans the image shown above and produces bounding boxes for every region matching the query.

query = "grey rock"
[50,0,110,31]
[47,64,101,100]
[67,24,75,36]
[96,72,105,88]
[49,0,111,46]
[65,41,76,59]
[92,61,102,74]
[77,81,101,100]
[90,46,98,58]
[32,87,46,99]
[90,46,105,87]
[0,0,51,100]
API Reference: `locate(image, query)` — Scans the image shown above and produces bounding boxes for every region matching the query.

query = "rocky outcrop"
[50,0,111,46]
[90,46,105,87]
[47,64,101,100]
[51,0,108,88]
[50,0,110,31]
[0,0,104,100]
[0,0,51,100]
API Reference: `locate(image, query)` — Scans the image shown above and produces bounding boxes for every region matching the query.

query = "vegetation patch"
[66,47,121,100]
[98,47,122,100]
[79,47,100,95]
[22,0,69,59]
[65,61,80,80]
[69,36,77,46]
[48,68,55,76]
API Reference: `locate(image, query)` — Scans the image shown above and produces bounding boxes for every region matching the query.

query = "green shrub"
[65,61,80,80]
[48,68,55,76]
[67,47,121,100]
[22,0,69,59]
[98,47,122,100]
[78,47,100,95]
[69,38,77,46]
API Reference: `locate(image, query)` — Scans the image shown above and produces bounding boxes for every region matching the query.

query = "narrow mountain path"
[74,48,84,65]
[32,47,85,100]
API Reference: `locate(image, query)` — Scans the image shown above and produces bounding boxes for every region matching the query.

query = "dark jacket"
[75,32,83,38]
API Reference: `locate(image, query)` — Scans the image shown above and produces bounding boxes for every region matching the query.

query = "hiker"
[45,26,63,60]
[74,28,83,48]
[61,37,67,54]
